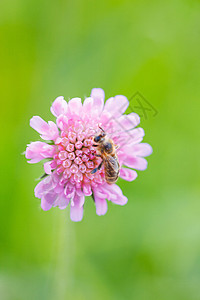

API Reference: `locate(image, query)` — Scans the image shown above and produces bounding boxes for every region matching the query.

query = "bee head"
[93,125,106,143]
[94,132,105,143]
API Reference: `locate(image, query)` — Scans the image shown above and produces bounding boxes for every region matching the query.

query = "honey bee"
[91,126,120,184]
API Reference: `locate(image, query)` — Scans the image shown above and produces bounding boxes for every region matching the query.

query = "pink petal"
[70,194,84,222]
[64,182,75,199]
[76,188,84,196]
[41,191,58,211]
[34,175,57,198]
[25,142,55,163]
[70,204,83,222]
[122,143,153,157]
[122,156,148,170]
[117,113,140,130]
[103,184,128,206]
[82,183,92,196]
[30,116,49,133]
[112,194,128,205]
[99,111,113,130]
[57,192,70,209]
[94,195,107,216]
[82,97,94,114]
[104,95,129,118]
[93,186,108,199]
[41,196,52,211]
[44,161,53,174]
[50,96,67,117]
[68,98,82,115]
[34,181,45,198]
[56,114,68,131]
[30,116,59,141]
[119,168,138,181]
[91,88,105,114]
[116,127,145,149]
[45,121,59,141]
[104,183,122,198]
[54,183,65,194]
[105,112,140,140]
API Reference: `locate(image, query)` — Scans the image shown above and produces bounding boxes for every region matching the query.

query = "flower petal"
[105,112,140,140]
[103,184,128,205]
[82,183,92,196]
[70,193,84,222]
[91,88,105,114]
[117,113,140,130]
[122,156,148,170]
[68,98,82,115]
[34,181,45,198]
[112,194,128,205]
[50,96,68,117]
[93,186,108,199]
[116,127,145,149]
[57,192,70,209]
[30,116,59,141]
[43,121,59,140]
[119,168,138,181]
[34,175,57,198]
[41,196,52,211]
[122,143,153,157]
[56,114,68,131]
[25,142,55,163]
[30,116,49,133]
[64,183,75,199]
[82,97,94,115]
[41,191,58,211]
[104,95,129,118]
[43,161,54,174]
[94,195,108,216]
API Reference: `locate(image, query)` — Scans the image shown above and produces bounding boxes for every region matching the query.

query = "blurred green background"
[1,0,200,299]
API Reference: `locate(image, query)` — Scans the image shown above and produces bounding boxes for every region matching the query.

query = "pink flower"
[25,88,152,221]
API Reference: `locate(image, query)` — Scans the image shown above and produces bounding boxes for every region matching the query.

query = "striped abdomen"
[104,155,119,184]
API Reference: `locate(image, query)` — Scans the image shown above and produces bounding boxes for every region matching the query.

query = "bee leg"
[92,144,98,147]
[97,160,104,170]
[91,160,104,174]
[91,168,98,174]
[94,154,101,157]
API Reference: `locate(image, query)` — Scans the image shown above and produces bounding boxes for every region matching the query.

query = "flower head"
[25,88,152,221]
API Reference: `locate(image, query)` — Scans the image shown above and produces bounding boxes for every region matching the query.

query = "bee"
[91,126,120,184]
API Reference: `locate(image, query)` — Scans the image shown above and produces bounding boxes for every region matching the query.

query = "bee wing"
[104,155,119,177]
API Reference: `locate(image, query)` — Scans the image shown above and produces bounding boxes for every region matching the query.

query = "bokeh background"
[1,0,200,299]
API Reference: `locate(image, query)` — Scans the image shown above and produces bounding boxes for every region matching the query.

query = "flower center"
[52,119,104,188]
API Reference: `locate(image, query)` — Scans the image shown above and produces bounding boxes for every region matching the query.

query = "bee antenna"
[98,124,105,133]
